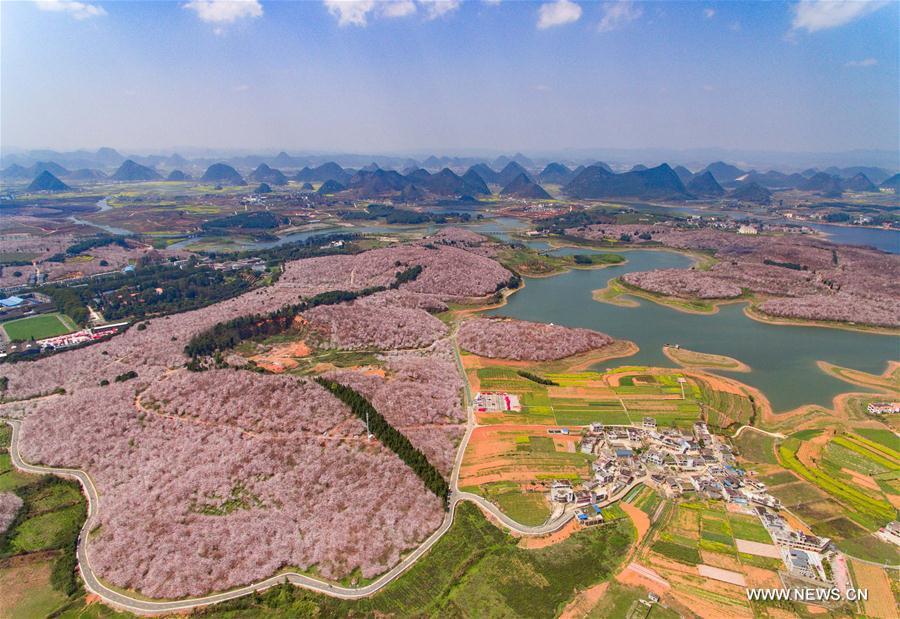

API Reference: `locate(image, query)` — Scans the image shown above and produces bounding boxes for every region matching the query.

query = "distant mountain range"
[700,161,746,184]
[111,159,161,181]
[563,163,689,200]
[249,163,288,186]
[201,163,246,185]
[27,170,70,192]
[728,182,772,203]
[880,174,900,192]
[686,171,725,197]
[2,149,894,203]
[538,163,573,184]
[2,146,897,178]
[500,173,551,199]
[167,169,191,181]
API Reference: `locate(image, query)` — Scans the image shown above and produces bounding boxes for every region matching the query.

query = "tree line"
[516,370,559,386]
[314,377,449,504]
[184,265,424,357]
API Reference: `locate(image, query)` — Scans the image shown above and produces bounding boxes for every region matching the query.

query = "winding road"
[0,325,654,614]
[1,334,591,614]
[732,425,785,439]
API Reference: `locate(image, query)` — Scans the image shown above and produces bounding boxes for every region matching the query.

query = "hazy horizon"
[2,0,898,156]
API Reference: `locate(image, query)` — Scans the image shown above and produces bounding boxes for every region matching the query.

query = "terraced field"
[768,433,900,564]
[637,500,787,618]
[473,367,707,429]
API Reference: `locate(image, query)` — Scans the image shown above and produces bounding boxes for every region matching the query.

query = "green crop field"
[632,486,663,517]
[728,515,772,544]
[475,368,710,430]
[1,425,88,617]
[854,428,899,452]
[789,429,823,441]
[464,481,551,526]
[521,436,556,453]
[197,502,634,618]
[586,581,680,619]
[841,433,900,464]
[823,440,894,476]
[778,438,894,529]
[733,430,779,465]
[757,471,798,487]
[1,313,76,342]
[650,540,701,565]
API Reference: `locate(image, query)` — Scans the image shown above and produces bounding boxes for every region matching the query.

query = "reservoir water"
[486,248,899,412]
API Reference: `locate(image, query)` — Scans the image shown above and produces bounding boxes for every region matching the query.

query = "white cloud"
[791,0,887,33]
[483,0,502,5]
[419,0,460,20]
[537,0,581,29]
[184,0,262,25]
[533,84,551,92]
[324,0,444,26]
[33,0,106,20]
[597,0,642,32]
[845,57,878,67]
[324,1,375,26]
[703,7,715,19]
[702,84,716,92]
[382,0,416,17]
[233,84,251,92]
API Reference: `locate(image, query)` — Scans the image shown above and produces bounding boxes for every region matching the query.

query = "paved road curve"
[3,404,578,615]
[2,330,650,614]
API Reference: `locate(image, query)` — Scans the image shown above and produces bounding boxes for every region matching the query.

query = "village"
[474,383,865,599]
[567,419,856,596]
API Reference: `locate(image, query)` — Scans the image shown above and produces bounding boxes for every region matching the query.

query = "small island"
[663,345,751,373]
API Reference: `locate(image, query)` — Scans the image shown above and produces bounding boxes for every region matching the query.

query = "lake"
[486,248,899,412]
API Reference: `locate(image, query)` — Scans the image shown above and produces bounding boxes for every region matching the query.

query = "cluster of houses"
[549,421,786,527]
[866,401,900,415]
[753,505,835,582]
[876,521,900,548]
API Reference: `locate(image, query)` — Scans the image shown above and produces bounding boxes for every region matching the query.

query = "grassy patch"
[733,431,778,465]
[1,313,75,342]
[586,581,679,619]
[854,428,899,452]
[835,533,900,565]
[523,436,556,453]
[728,515,772,544]
[778,438,894,530]
[789,429,823,441]
[650,540,701,565]
[0,560,71,619]
[464,481,552,527]
[823,439,893,476]
[199,502,633,618]
[757,471,798,487]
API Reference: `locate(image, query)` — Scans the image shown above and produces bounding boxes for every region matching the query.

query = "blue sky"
[1,0,897,154]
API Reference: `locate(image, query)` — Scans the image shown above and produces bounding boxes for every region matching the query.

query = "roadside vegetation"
[0,424,88,618]
[199,502,634,618]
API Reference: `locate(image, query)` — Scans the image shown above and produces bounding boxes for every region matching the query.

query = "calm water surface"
[486,249,899,412]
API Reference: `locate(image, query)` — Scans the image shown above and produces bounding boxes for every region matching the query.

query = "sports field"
[1,313,76,342]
